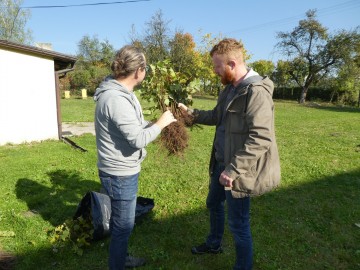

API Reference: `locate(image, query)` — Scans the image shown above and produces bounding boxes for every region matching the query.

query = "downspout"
[54,68,74,140]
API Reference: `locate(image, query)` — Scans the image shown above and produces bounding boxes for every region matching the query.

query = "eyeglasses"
[139,65,149,72]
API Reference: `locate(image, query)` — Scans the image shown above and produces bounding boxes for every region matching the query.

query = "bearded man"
[179,38,281,270]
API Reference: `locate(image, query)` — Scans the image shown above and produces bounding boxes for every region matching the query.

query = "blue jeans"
[206,162,253,270]
[99,170,139,270]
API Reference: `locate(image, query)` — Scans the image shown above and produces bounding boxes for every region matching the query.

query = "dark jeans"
[99,170,139,270]
[206,162,253,270]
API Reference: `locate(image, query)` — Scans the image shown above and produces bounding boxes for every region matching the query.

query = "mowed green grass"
[0,97,359,270]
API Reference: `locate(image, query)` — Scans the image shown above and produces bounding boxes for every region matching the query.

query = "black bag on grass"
[74,191,154,241]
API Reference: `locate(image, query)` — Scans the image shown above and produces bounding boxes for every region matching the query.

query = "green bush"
[69,69,91,90]
[87,66,110,96]
[68,66,111,96]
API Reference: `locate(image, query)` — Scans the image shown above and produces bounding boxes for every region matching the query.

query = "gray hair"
[111,45,146,78]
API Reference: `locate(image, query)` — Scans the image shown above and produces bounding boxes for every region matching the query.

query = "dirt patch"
[22,210,39,218]
[62,122,95,136]
[0,250,16,270]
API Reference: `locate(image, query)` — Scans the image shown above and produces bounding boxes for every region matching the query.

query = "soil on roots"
[177,109,195,127]
[161,112,189,155]
[160,105,198,155]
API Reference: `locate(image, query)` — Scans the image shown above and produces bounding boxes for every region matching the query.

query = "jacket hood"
[235,68,274,96]
[93,76,129,101]
[234,69,260,91]
[252,76,274,96]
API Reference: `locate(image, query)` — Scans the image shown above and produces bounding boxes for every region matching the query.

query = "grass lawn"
[0,97,359,270]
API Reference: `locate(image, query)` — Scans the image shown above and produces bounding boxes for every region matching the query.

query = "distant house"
[0,39,77,146]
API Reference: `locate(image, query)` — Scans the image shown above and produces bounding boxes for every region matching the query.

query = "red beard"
[220,66,234,85]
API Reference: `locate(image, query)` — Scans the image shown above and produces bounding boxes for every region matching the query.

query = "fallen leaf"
[0,231,15,237]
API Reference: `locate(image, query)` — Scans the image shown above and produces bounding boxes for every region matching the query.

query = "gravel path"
[62,122,95,136]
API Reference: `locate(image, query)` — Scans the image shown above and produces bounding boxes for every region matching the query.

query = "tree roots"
[160,108,194,155]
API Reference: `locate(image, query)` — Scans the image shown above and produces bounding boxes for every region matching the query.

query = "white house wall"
[0,49,58,145]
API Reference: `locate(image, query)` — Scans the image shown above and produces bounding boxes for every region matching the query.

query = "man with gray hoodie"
[94,45,176,270]
[179,38,281,270]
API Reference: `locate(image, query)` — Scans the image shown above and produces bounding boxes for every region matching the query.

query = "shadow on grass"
[15,169,101,226]
[302,102,360,113]
[13,168,360,270]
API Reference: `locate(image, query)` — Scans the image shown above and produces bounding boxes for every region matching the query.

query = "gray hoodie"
[94,76,161,176]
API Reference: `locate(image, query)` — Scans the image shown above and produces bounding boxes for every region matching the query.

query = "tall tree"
[276,9,360,103]
[169,31,201,82]
[128,24,145,51]
[76,35,115,68]
[142,9,171,63]
[0,0,32,44]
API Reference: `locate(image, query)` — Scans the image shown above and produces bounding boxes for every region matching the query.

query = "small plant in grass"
[48,216,94,256]
[140,59,199,155]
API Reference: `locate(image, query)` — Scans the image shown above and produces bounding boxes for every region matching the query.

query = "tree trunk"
[330,89,337,103]
[299,87,308,103]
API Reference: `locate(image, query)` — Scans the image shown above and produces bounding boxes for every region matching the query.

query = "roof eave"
[0,39,77,70]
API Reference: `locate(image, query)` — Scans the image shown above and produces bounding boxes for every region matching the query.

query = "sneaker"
[191,243,223,255]
[125,255,146,268]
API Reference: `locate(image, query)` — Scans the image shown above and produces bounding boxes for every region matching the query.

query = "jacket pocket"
[232,168,256,193]
[231,150,270,194]
[99,171,115,198]
[228,109,247,134]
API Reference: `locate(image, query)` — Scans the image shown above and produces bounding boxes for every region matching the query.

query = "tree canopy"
[0,0,32,44]
[142,9,171,63]
[57,8,360,106]
[276,9,360,103]
[249,60,275,77]
[76,35,115,68]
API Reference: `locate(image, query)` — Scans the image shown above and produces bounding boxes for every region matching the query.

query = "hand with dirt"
[178,102,187,111]
[178,103,192,115]
[155,110,177,129]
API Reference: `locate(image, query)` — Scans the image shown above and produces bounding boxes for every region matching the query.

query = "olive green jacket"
[193,76,281,198]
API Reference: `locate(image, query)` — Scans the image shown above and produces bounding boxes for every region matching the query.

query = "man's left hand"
[219,171,233,188]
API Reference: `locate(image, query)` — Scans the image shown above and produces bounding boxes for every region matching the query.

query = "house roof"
[0,39,77,70]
